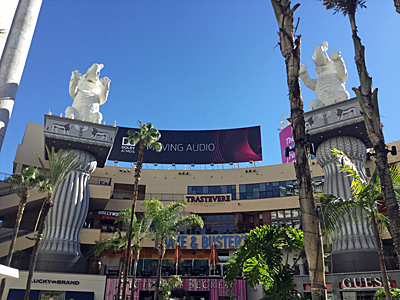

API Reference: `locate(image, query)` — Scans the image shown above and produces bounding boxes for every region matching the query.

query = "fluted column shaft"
[38,149,96,257]
[316,136,375,252]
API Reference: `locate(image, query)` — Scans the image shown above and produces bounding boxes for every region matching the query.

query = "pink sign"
[279,125,295,164]
[105,277,246,300]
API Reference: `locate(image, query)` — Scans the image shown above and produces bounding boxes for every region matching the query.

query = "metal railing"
[0,184,23,197]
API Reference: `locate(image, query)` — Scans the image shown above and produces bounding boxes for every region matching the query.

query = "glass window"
[292,209,299,217]
[293,220,300,229]
[222,225,227,233]
[280,186,287,197]
[228,215,234,222]
[285,210,291,218]
[215,215,221,222]
[246,185,252,193]
[222,215,227,222]
[271,221,278,227]
[229,224,235,232]
[278,210,284,218]
[209,215,214,222]
[271,211,277,219]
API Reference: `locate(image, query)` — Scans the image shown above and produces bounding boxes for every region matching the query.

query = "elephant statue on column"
[65,63,111,124]
[299,41,350,111]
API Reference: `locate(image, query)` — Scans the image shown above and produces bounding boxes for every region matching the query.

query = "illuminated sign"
[97,210,118,220]
[165,234,246,250]
[105,278,247,300]
[32,279,80,285]
[340,277,397,289]
[184,194,231,206]
[109,126,262,164]
[279,125,295,164]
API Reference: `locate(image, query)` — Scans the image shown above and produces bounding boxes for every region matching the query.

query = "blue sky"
[0,1,399,175]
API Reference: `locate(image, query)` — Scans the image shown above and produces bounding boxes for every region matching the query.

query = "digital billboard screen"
[109,126,262,164]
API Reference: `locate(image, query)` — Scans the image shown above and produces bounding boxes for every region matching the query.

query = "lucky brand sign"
[109,126,262,164]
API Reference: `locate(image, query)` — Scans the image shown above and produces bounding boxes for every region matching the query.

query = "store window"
[39,292,65,300]
[239,177,324,200]
[270,209,300,229]
[187,185,237,200]
[200,214,235,234]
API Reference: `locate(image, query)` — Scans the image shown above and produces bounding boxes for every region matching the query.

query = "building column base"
[35,252,86,273]
[329,250,380,273]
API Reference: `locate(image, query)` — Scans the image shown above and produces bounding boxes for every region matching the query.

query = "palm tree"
[319,0,400,267]
[271,1,327,299]
[24,146,80,300]
[121,121,162,300]
[319,150,399,300]
[89,216,130,300]
[0,167,47,299]
[112,208,152,299]
[143,199,203,300]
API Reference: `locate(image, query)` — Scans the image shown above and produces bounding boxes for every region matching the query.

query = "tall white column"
[0,0,42,150]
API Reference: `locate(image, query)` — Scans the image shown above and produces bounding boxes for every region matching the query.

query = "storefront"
[5,271,106,300]
[105,278,246,300]
[294,271,400,300]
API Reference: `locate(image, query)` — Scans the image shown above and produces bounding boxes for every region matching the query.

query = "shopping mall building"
[0,105,400,300]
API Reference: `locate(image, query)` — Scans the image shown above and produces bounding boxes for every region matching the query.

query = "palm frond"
[319,0,366,16]
[36,146,81,194]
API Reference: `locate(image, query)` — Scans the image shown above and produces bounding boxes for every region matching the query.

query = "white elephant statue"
[299,41,350,111]
[65,63,111,124]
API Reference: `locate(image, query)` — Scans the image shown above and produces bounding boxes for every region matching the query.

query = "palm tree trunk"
[24,195,53,300]
[271,1,326,299]
[122,138,146,300]
[348,12,400,265]
[117,253,125,300]
[371,213,392,300]
[0,187,28,299]
[154,241,165,300]
[130,248,140,297]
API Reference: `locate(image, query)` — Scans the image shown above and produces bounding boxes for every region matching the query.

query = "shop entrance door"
[342,291,376,300]
[139,291,154,300]
[187,291,209,300]
[39,291,65,300]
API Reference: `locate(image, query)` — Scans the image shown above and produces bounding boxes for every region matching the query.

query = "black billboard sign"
[109,126,262,164]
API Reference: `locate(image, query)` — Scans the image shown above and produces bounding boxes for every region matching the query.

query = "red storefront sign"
[105,278,247,300]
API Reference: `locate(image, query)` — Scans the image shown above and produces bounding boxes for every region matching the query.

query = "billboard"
[279,124,295,164]
[109,126,262,164]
